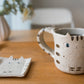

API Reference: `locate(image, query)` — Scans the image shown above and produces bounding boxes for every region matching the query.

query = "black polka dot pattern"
[56,60,60,64]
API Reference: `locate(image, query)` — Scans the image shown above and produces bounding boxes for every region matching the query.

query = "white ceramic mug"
[37,27,84,74]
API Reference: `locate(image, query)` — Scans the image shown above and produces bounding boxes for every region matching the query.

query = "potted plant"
[0,0,33,41]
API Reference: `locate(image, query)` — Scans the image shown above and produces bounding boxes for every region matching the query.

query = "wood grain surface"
[0,29,84,84]
[9,30,53,42]
[0,42,84,84]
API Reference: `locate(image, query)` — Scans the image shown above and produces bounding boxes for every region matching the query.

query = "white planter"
[0,16,10,41]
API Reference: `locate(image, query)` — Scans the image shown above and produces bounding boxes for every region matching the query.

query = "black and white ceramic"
[37,27,84,74]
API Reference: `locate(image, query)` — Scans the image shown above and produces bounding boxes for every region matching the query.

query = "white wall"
[32,0,84,28]
[5,0,31,30]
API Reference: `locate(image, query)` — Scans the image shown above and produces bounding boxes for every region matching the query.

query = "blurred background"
[32,0,84,28]
[4,0,84,30]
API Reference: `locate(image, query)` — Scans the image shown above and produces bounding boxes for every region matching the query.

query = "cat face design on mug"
[37,27,84,74]
[55,33,84,51]
[64,33,84,49]
[54,33,84,73]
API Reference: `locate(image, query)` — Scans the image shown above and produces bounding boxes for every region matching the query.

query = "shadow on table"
[0,43,8,50]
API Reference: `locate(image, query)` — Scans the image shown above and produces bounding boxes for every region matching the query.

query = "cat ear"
[9,56,13,59]
[19,56,24,61]
[66,32,71,37]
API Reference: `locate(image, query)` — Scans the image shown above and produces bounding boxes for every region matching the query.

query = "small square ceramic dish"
[0,56,31,77]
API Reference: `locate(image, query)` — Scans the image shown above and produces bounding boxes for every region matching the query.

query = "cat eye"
[66,43,69,47]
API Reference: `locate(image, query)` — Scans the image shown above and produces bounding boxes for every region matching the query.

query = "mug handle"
[37,27,54,58]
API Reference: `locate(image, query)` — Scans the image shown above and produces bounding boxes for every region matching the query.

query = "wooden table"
[0,29,84,84]
[9,30,53,42]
